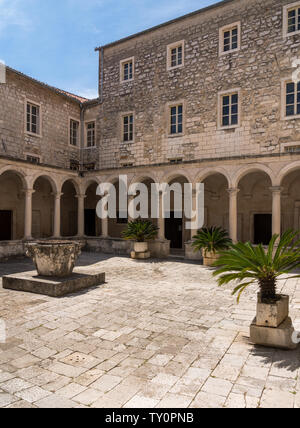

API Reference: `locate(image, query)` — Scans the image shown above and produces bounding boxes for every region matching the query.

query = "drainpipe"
[99,47,104,103]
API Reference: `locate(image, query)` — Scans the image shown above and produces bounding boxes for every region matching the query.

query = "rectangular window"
[120,58,134,82]
[288,7,300,33]
[26,102,40,134]
[223,27,238,52]
[70,119,79,146]
[170,105,183,135]
[26,155,40,164]
[222,93,239,127]
[171,45,183,68]
[70,160,80,171]
[86,122,95,147]
[167,41,184,70]
[123,114,134,142]
[286,81,300,116]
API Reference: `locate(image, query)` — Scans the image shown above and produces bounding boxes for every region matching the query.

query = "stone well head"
[25,240,83,278]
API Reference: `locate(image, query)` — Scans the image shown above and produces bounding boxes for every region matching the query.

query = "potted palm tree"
[192,226,232,266]
[122,219,159,259]
[213,230,300,349]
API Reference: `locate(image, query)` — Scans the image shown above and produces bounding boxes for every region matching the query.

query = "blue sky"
[0,0,217,99]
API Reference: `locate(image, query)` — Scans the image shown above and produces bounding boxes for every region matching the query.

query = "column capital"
[227,188,240,196]
[24,188,35,196]
[75,193,87,199]
[51,192,63,199]
[270,186,283,194]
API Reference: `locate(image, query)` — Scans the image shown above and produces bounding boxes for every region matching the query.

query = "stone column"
[24,189,35,240]
[76,194,86,237]
[53,192,63,239]
[294,201,300,231]
[190,188,198,240]
[271,186,282,236]
[228,188,239,243]
[101,217,109,238]
[158,190,165,240]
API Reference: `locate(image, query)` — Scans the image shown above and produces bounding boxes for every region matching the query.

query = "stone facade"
[1,0,300,259]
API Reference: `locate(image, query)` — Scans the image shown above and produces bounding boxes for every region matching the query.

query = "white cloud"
[0,0,31,34]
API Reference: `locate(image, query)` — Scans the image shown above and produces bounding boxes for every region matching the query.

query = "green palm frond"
[122,219,159,242]
[213,230,300,303]
[192,226,232,254]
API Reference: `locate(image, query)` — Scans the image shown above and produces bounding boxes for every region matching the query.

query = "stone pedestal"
[250,294,298,350]
[250,317,297,350]
[185,241,202,261]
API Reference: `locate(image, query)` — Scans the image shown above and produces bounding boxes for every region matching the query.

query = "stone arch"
[31,173,58,194]
[84,179,102,237]
[59,177,81,196]
[195,167,231,187]
[82,177,101,195]
[32,176,56,238]
[0,166,28,189]
[161,170,192,185]
[278,161,300,186]
[61,179,78,237]
[232,164,275,188]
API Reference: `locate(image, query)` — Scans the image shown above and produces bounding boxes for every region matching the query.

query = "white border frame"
[84,120,97,148]
[68,116,81,149]
[120,111,135,143]
[166,100,186,137]
[281,78,300,120]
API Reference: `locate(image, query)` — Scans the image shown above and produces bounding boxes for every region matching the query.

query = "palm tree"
[122,219,159,242]
[192,226,232,254]
[213,230,300,303]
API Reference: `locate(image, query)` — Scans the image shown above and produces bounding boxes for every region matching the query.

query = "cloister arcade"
[0,160,299,257]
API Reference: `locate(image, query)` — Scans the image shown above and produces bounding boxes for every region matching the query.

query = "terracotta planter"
[25,241,82,278]
[202,249,220,267]
[134,242,148,253]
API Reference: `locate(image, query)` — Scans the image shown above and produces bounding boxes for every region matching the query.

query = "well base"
[131,251,151,260]
[3,268,105,297]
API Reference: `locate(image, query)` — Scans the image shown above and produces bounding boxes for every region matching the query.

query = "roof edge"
[95,0,235,51]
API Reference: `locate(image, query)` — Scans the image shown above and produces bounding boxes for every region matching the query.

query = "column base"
[250,317,298,350]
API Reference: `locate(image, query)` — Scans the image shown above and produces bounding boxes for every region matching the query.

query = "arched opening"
[237,171,272,244]
[281,169,300,232]
[84,182,101,237]
[201,173,229,234]
[165,175,189,251]
[32,176,55,238]
[61,180,78,237]
[0,171,25,240]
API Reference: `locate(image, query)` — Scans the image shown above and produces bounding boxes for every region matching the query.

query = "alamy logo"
[292,59,300,84]
[0,319,6,343]
[0,60,6,84]
[96,175,205,231]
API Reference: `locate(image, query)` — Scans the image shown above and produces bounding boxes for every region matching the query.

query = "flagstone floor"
[0,252,299,408]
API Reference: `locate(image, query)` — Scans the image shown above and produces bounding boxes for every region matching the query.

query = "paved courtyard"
[0,252,299,408]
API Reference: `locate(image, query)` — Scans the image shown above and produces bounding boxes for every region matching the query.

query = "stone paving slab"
[0,252,299,408]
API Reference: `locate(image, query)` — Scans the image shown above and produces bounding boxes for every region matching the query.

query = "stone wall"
[0,69,82,169]
[96,0,300,169]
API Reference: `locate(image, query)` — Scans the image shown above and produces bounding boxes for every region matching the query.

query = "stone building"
[1,0,300,259]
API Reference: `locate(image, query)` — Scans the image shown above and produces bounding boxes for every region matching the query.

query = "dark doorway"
[254,214,272,245]
[85,209,96,236]
[165,212,183,249]
[0,211,12,241]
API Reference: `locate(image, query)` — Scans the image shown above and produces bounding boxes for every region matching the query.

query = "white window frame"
[280,141,300,152]
[281,78,300,120]
[121,112,134,143]
[69,117,80,148]
[25,99,42,137]
[283,2,300,37]
[219,22,241,56]
[85,120,96,148]
[167,41,185,71]
[120,57,135,83]
[218,89,241,130]
[25,153,42,164]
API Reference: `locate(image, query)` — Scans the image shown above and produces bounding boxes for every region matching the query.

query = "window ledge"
[120,79,134,84]
[218,125,239,131]
[69,144,80,149]
[167,64,184,72]
[282,114,300,121]
[284,29,300,38]
[219,48,240,57]
[25,131,42,139]
[168,133,184,138]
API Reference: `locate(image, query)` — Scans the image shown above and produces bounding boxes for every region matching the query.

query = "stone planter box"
[25,241,82,278]
[131,241,150,260]
[202,250,220,267]
[256,294,289,328]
